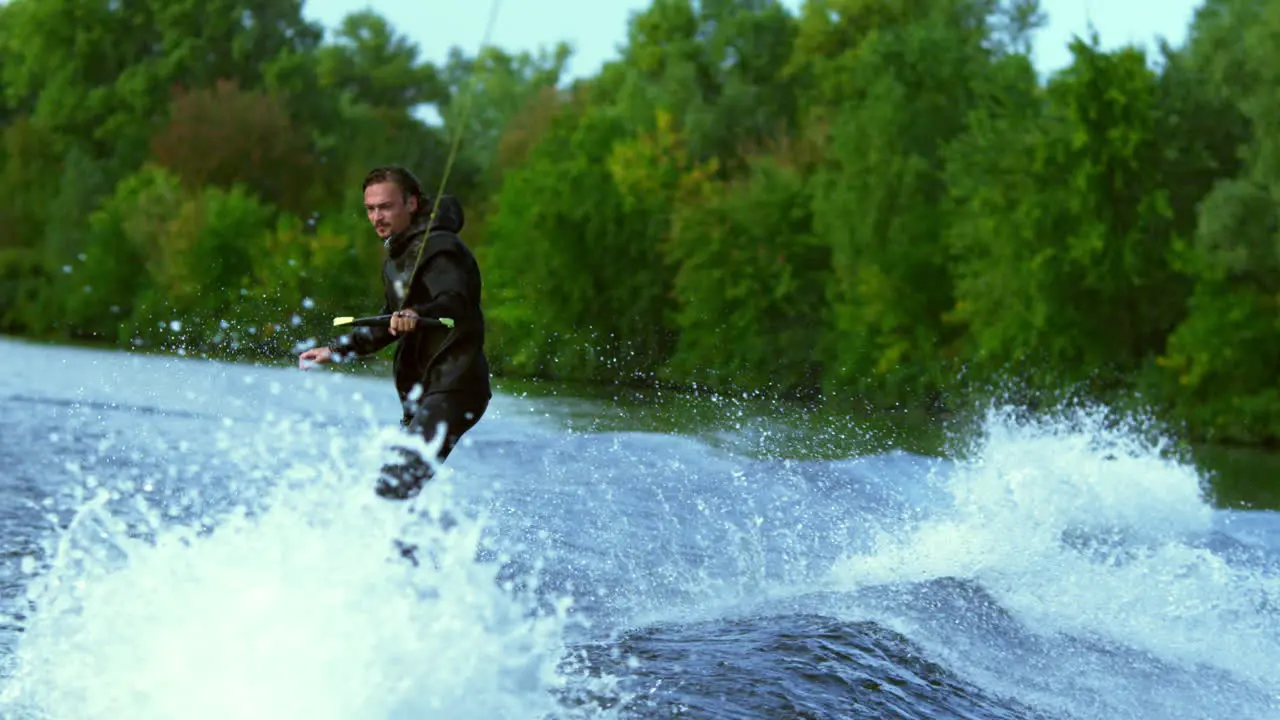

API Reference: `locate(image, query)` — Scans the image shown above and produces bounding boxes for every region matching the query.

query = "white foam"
[0,422,593,720]
[829,404,1280,713]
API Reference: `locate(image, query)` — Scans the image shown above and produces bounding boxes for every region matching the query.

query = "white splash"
[828,404,1280,717]
[1,422,585,720]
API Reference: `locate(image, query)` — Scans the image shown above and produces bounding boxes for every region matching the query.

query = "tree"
[0,0,324,170]
[946,36,1188,397]
[800,0,1010,405]
[1154,0,1280,443]
[150,80,316,214]
[616,0,800,169]
[437,43,572,200]
[316,10,445,113]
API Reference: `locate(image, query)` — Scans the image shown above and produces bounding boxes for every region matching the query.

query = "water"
[0,335,1277,719]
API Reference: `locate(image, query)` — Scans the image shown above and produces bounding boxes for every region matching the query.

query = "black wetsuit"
[329,195,491,500]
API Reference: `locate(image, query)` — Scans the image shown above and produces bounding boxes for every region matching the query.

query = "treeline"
[2,0,1278,447]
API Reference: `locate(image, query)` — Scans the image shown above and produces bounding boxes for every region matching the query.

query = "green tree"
[0,119,62,331]
[482,92,675,381]
[945,36,1189,398]
[0,0,324,171]
[1155,0,1280,443]
[616,0,799,169]
[799,0,1014,405]
[663,147,829,395]
[62,166,183,342]
[316,10,445,113]
[438,42,572,200]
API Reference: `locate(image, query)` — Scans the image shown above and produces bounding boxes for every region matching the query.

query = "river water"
[0,336,1277,719]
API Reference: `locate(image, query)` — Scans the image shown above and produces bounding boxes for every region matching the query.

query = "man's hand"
[389,309,419,335]
[298,346,333,370]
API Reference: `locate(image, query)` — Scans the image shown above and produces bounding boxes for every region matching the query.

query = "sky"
[300,0,1206,80]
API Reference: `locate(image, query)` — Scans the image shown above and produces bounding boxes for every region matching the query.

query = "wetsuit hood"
[427,194,464,234]
[384,194,465,258]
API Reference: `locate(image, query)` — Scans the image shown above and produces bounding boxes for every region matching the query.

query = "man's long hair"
[363,165,430,225]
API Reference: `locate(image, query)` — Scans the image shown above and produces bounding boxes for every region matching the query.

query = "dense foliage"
[2,0,1277,446]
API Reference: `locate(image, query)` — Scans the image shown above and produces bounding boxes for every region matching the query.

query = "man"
[299,165,491,501]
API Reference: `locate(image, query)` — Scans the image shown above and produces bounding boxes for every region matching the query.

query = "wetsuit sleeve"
[330,299,398,360]
[409,249,468,322]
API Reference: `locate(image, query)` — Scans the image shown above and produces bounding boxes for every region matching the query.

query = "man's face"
[364,182,417,239]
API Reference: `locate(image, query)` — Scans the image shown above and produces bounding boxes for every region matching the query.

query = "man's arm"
[331,299,399,360]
